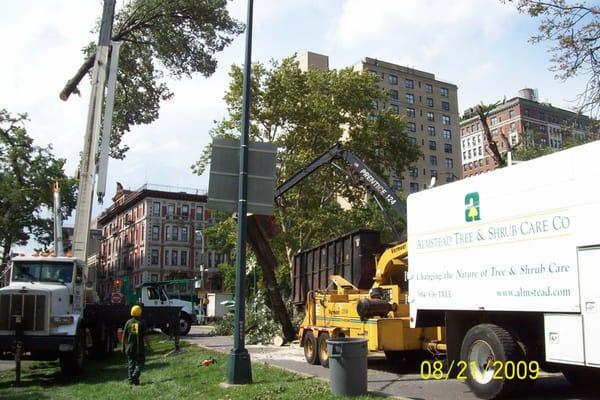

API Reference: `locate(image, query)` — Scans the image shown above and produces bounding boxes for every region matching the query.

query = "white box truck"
[408,141,600,399]
[206,293,234,320]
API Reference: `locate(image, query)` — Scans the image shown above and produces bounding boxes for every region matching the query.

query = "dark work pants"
[127,355,145,384]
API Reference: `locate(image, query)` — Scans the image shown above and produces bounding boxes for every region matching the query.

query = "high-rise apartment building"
[353,57,462,192]
[300,52,462,192]
[95,184,225,300]
[460,88,597,177]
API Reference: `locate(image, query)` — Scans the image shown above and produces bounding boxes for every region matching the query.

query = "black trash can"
[327,337,368,396]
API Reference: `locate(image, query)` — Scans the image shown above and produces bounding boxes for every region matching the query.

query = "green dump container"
[327,338,368,396]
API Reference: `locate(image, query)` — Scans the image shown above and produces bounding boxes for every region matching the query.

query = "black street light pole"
[227,0,253,385]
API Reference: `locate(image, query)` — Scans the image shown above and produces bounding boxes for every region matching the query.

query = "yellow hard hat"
[130,305,142,317]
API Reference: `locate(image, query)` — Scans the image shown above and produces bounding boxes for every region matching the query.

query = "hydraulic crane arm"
[274,143,407,240]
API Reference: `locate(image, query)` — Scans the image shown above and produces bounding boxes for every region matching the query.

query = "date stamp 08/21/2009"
[420,360,540,381]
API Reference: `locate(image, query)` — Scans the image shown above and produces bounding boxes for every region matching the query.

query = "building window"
[427,111,435,121]
[181,227,188,242]
[427,126,436,136]
[393,179,402,190]
[445,158,454,168]
[172,226,179,241]
[165,226,171,241]
[410,182,419,193]
[430,170,438,178]
[440,87,449,97]
[405,78,414,89]
[510,122,516,132]
[442,101,450,112]
[406,93,414,104]
[167,203,175,216]
[509,109,515,119]
[181,204,189,218]
[390,103,399,113]
[410,168,418,178]
[490,116,497,126]
[165,250,170,266]
[180,250,188,267]
[196,205,204,220]
[429,140,437,150]
[408,122,416,132]
[406,107,415,118]
[151,249,159,265]
[151,225,159,241]
[442,115,451,125]
[388,74,398,85]
[171,250,178,266]
[409,136,417,145]
[425,83,433,94]
[430,155,438,166]
[444,143,453,153]
[152,202,160,217]
[426,97,434,107]
[442,129,452,139]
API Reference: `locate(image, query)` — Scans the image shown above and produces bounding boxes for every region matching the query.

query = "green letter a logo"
[465,192,481,222]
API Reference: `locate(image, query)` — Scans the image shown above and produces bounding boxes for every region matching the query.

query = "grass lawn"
[0,333,377,400]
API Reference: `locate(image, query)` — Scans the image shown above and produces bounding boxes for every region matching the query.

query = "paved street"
[185,326,597,400]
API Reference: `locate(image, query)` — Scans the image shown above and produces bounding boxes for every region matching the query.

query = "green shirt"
[123,317,147,357]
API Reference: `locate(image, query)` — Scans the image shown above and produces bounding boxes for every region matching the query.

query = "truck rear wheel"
[304,331,319,365]
[461,324,520,399]
[60,330,85,377]
[318,333,330,368]
[179,313,192,336]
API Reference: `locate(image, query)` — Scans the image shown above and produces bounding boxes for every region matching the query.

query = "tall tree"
[0,110,77,267]
[504,0,600,118]
[194,56,420,339]
[61,0,243,159]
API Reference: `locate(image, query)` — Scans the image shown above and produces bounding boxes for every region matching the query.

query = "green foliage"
[212,290,282,344]
[505,0,600,117]
[0,110,77,263]
[194,55,420,275]
[75,0,244,159]
[216,262,236,293]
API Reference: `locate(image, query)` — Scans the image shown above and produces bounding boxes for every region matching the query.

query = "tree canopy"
[505,0,600,118]
[61,0,244,159]
[195,55,420,285]
[0,110,77,266]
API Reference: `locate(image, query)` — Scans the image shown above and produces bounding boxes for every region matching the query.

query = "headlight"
[51,316,74,326]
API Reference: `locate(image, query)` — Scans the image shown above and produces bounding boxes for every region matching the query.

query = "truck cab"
[137,282,200,335]
[0,256,87,372]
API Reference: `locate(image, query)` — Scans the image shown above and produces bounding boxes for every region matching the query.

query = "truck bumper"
[0,334,76,355]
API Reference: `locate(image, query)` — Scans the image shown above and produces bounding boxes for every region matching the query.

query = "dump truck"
[408,140,600,399]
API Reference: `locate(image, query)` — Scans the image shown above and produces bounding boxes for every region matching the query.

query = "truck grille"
[0,293,47,331]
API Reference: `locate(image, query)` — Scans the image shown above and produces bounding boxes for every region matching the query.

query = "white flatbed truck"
[408,140,600,399]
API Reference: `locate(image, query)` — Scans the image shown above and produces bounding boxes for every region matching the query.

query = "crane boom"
[275,143,406,240]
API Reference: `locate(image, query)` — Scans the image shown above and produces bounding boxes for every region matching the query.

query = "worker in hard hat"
[122,305,152,385]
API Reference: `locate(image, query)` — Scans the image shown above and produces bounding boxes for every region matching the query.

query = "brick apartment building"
[300,52,463,192]
[460,88,597,177]
[95,184,225,300]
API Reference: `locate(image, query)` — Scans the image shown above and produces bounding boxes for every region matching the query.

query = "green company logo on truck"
[465,192,481,222]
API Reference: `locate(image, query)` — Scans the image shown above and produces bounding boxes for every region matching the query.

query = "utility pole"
[72,0,115,274]
[227,0,254,385]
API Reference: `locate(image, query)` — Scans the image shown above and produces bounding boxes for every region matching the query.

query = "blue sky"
[0,0,592,251]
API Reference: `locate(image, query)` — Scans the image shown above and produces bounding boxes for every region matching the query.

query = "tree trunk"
[1,240,12,286]
[247,215,296,343]
[59,55,95,101]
